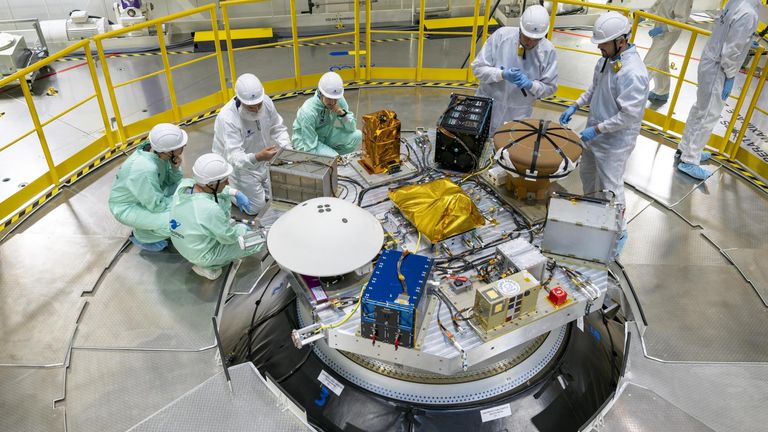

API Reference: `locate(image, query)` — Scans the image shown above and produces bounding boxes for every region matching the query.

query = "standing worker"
[676,0,761,180]
[213,73,291,215]
[109,123,187,252]
[559,12,649,255]
[169,154,263,280]
[292,71,362,156]
[644,0,694,102]
[471,5,558,133]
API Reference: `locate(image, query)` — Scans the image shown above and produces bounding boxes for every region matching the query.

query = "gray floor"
[599,383,713,432]
[0,367,65,432]
[615,323,768,432]
[64,349,221,432]
[129,363,311,432]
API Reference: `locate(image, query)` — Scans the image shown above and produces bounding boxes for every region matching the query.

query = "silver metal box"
[269,148,338,204]
[0,33,27,76]
[541,193,621,264]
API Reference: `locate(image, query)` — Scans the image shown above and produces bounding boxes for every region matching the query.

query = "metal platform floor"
[2,21,768,430]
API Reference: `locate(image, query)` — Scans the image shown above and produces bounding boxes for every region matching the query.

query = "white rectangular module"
[0,34,27,76]
[483,165,509,186]
[496,237,547,280]
[541,194,621,264]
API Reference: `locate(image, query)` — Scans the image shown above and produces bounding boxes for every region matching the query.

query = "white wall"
[0,0,110,21]
[0,0,482,22]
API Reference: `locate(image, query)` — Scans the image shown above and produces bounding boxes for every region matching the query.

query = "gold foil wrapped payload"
[388,178,485,243]
[360,110,401,174]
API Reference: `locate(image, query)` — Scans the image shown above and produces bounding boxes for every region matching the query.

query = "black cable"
[236,295,297,360]
[337,182,349,199]
[246,270,281,360]
[356,169,426,207]
[275,346,313,383]
[600,309,621,382]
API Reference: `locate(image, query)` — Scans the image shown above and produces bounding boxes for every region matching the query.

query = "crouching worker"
[169,153,264,280]
[109,123,187,252]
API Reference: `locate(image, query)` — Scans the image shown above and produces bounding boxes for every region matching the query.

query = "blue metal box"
[360,249,432,349]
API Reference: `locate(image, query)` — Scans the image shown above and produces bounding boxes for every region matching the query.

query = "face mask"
[239,106,260,122]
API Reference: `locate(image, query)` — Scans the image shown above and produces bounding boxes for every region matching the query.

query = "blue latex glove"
[560,104,578,125]
[648,26,665,38]
[511,69,533,90]
[580,126,599,142]
[501,67,516,84]
[234,191,251,213]
[721,77,734,100]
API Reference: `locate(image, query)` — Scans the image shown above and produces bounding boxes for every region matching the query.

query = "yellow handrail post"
[719,46,763,157]
[416,0,426,82]
[365,0,372,80]
[221,4,237,88]
[664,32,697,131]
[210,8,229,101]
[19,77,59,185]
[467,0,482,81]
[156,23,181,122]
[354,0,361,80]
[481,0,492,47]
[84,43,115,150]
[629,12,639,44]
[730,57,768,158]
[289,0,302,88]
[95,39,126,146]
[547,1,558,40]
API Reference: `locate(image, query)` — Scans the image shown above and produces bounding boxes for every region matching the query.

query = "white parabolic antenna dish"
[267,197,385,277]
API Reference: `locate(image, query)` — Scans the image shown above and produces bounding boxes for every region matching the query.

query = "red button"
[548,287,567,306]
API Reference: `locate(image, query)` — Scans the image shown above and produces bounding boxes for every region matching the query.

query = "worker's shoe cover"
[648,92,668,102]
[678,162,713,180]
[614,230,628,259]
[192,265,223,280]
[674,149,711,163]
[129,235,168,252]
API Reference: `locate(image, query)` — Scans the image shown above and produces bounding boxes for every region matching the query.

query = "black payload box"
[435,94,493,172]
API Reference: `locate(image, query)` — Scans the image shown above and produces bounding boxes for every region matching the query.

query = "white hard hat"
[235,73,264,105]
[193,153,233,185]
[591,11,631,44]
[148,123,188,152]
[520,5,550,39]
[318,71,344,99]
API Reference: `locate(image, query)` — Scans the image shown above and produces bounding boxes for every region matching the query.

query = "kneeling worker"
[213,73,291,215]
[292,71,362,156]
[109,123,187,251]
[169,153,263,280]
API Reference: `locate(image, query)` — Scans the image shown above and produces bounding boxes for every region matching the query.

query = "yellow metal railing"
[94,4,228,145]
[3,0,768,229]
[0,40,113,220]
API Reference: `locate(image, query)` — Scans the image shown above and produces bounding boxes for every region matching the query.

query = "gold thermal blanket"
[388,178,485,243]
[360,110,401,174]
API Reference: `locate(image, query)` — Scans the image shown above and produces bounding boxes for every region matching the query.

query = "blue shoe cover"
[129,235,168,252]
[675,150,712,163]
[614,230,628,258]
[677,163,713,180]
